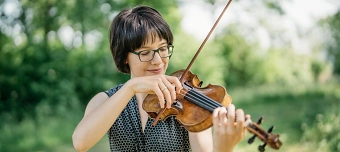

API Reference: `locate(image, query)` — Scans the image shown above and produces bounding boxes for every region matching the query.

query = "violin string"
[185,91,215,112]
[187,91,217,112]
[178,89,224,112]
[184,89,223,109]
[177,90,212,111]
[188,89,224,111]
[177,90,213,111]
[180,83,225,110]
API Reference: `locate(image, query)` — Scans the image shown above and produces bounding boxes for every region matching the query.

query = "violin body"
[142,69,282,151]
[142,69,232,132]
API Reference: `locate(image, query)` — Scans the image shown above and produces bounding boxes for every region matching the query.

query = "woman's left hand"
[212,104,250,152]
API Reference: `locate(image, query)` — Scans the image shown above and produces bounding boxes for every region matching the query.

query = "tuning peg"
[199,81,203,87]
[267,125,275,133]
[257,116,264,125]
[248,135,256,144]
[258,143,266,152]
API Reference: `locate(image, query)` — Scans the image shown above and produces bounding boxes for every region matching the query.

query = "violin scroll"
[246,117,282,151]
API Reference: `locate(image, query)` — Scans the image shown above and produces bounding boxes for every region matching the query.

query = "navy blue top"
[105,84,191,152]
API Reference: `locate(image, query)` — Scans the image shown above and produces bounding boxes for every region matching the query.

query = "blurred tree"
[0,0,180,120]
[213,25,314,87]
[301,104,340,152]
[214,27,262,87]
[324,11,340,75]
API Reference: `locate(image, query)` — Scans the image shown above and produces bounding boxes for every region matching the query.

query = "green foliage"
[213,25,315,87]
[167,23,319,88]
[215,28,262,87]
[0,0,179,119]
[323,11,340,74]
[258,49,314,85]
[264,0,284,15]
[301,104,340,152]
[0,100,83,152]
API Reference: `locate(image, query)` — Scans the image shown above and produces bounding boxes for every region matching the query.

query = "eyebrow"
[140,42,168,49]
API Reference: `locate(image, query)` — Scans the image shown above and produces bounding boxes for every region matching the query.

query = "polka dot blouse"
[105,84,191,152]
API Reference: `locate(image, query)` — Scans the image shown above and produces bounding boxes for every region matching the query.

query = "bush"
[300,103,340,152]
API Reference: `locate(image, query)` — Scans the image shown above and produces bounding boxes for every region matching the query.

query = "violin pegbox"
[246,117,282,152]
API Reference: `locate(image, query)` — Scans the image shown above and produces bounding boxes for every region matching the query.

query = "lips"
[147,68,162,74]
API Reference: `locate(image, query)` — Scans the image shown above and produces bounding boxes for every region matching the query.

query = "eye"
[159,46,168,52]
[140,50,151,56]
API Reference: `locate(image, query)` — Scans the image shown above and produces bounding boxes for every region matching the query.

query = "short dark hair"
[109,5,173,74]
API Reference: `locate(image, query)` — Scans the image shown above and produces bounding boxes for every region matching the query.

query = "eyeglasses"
[130,45,174,62]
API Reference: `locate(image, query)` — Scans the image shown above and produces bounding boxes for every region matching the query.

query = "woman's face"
[127,36,169,78]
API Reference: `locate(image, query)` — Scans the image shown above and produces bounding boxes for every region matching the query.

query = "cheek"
[126,55,138,68]
[129,62,140,70]
[130,61,147,72]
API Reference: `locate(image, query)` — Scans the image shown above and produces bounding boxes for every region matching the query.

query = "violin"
[142,0,282,151]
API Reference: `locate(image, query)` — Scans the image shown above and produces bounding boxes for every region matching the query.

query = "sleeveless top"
[105,84,191,152]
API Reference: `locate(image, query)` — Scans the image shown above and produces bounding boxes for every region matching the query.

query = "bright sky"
[179,0,340,54]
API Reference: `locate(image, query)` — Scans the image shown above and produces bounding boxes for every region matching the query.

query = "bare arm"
[189,128,213,152]
[72,82,135,152]
[72,75,183,152]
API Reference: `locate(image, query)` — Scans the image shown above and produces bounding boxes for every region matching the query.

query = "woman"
[72,5,249,152]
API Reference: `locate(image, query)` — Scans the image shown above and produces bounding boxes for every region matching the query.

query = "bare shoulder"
[84,92,109,116]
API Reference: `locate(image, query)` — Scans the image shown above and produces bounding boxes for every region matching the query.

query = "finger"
[243,127,247,138]
[244,114,252,128]
[245,114,251,120]
[163,89,172,109]
[158,83,172,109]
[219,107,228,128]
[228,94,233,104]
[161,77,176,101]
[166,75,182,93]
[227,104,235,128]
[153,85,165,108]
[235,109,245,132]
[212,107,221,131]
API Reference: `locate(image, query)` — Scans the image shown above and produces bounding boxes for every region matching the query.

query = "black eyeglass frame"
[130,45,174,62]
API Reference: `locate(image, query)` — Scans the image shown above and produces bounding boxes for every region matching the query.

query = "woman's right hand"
[127,75,183,108]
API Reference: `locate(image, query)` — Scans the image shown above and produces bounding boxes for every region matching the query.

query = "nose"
[150,51,162,64]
